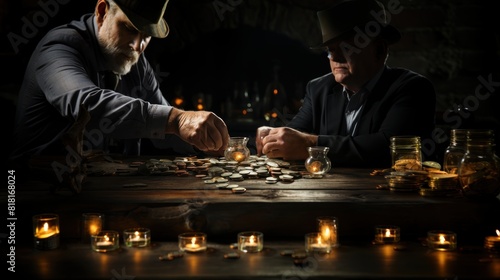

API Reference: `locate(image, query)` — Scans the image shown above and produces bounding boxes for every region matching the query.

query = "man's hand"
[167,108,229,153]
[260,127,318,160]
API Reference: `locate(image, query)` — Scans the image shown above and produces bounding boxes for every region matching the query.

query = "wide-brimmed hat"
[312,0,401,48]
[114,0,170,38]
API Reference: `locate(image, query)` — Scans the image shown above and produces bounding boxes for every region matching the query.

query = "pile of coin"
[420,173,459,197]
[384,170,428,192]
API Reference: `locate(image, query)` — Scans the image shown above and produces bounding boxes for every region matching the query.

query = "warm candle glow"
[232,151,246,162]
[385,229,391,237]
[439,234,446,244]
[316,236,322,244]
[191,237,197,246]
[323,227,331,239]
[89,224,99,235]
[496,229,500,237]
[249,235,255,244]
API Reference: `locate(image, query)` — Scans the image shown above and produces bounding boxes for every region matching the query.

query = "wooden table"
[7,155,500,279]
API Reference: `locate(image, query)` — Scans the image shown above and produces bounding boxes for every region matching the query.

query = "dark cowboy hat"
[113,0,170,38]
[312,0,401,48]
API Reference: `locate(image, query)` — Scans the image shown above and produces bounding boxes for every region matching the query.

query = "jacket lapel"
[325,84,347,135]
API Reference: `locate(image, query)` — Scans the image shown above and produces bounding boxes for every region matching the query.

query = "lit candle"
[484,229,500,253]
[33,213,60,250]
[427,230,456,251]
[35,222,58,239]
[374,225,400,244]
[317,216,339,248]
[81,213,103,243]
[232,151,246,162]
[123,228,150,247]
[238,231,263,253]
[96,235,113,246]
[305,232,331,253]
[91,231,119,252]
[178,232,207,253]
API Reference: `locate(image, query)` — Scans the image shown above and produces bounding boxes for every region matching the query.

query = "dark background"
[1,0,499,163]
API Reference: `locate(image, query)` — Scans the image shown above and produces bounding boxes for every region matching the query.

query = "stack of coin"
[420,173,459,197]
[384,170,428,192]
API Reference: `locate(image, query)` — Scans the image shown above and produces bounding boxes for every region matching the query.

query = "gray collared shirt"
[343,67,385,135]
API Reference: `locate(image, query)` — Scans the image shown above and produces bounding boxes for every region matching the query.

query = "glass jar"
[390,136,422,171]
[458,129,500,200]
[443,129,467,174]
[224,137,250,163]
[305,146,331,176]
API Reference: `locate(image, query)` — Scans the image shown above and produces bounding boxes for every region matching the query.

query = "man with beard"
[10,0,229,167]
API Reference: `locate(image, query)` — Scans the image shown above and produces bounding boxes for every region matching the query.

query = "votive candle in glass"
[238,231,263,253]
[33,213,60,250]
[81,213,104,243]
[484,229,500,254]
[426,230,457,251]
[91,231,119,252]
[178,232,207,253]
[123,228,151,247]
[317,216,339,248]
[305,232,331,253]
[374,225,400,244]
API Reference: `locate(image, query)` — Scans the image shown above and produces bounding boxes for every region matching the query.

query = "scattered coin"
[232,187,247,194]
[224,252,240,259]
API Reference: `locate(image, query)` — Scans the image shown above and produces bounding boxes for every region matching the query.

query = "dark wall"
[1,0,499,161]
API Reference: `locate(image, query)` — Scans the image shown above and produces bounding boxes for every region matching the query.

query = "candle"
[238,231,263,253]
[178,232,207,253]
[317,216,339,248]
[123,228,151,247]
[484,229,500,254]
[305,232,331,253]
[81,213,103,243]
[91,231,119,252]
[374,225,400,244]
[426,230,457,251]
[232,151,246,162]
[33,214,60,250]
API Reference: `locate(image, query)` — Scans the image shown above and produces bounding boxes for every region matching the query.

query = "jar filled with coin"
[458,129,500,199]
[390,136,422,171]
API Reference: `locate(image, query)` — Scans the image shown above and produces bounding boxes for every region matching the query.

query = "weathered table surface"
[6,155,500,279]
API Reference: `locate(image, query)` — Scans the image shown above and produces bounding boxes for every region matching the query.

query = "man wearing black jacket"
[256,0,436,167]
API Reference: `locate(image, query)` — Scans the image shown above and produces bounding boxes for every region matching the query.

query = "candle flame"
[104,235,109,242]
[496,229,500,237]
[43,222,49,231]
[323,227,330,239]
[317,235,322,244]
[439,234,445,244]
[191,237,196,245]
[385,229,391,237]
[249,235,255,244]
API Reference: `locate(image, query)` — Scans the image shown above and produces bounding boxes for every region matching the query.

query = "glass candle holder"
[305,146,331,176]
[33,213,60,250]
[91,231,119,252]
[178,232,207,253]
[238,231,264,253]
[123,228,151,247]
[426,230,457,251]
[305,232,331,254]
[374,225,400,244]
[484,230,500,254]
[224,137,250,163]
[317,216,339,248]
[81,213,104,243]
